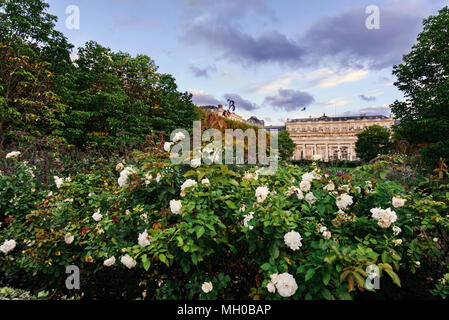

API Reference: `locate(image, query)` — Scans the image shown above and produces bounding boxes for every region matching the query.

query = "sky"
[47,0,448,125]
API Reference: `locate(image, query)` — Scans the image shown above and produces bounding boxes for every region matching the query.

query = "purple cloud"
[359,94,377,102]
[182,2,438,70]
[264,89,315,112]
[188,89,221,106]
[189,64,217,78]
[223,93,259,111]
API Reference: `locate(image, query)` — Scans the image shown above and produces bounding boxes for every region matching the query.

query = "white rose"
[201,281,213,293]
[103,256,116,267]
[392,226,402,236]
[180,179,197,197]
[284,231,303,251]
[138,230,151,247]
[300,180,311,192]
[243,212,255,230]
[267,282,276,293]
[92,209,103,222]
[173,132,186,143]
[164,142,173,152]
[275,273,298,298]
[121,254,137,269]
[115,163,124,172]
[301,172,316,183]
[201,178,210,185]
[5,151,20,159]
[336,193,353,210]
[170,200,182,214]
[191,158,201,168]
[305,192,317,205]
[54,176,64,189]
[270,273,279,284]
[255,186,269,203]
[323,182,335,191]
[322,230,332,239]
[0,239,16,254]
[117,167,137,187]
[64,233,74,245]
[392,196,406,208]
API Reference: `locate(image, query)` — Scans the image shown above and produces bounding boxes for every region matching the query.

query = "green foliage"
[390,6,449,167]
[278,130,295,161]
[1,152,448,300]
[355,125,394,162]
[0,0,198,152]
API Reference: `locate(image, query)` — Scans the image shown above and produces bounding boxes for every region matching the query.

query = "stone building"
[245,116,265,128]
[286,114,395,161]
[199,105,244,122]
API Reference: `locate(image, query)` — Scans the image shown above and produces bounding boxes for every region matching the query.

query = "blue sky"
[47,0,448,125]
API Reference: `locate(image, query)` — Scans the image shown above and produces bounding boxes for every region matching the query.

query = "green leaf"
[261,263,271,271]
[384,269,401,287]
[321,288,332,300]
[196,226,205,239]
[225,200,237,210]
[305,268,315,282]
[159,254,169,266]
[143,259,151,271]
[322,273,331,286]
[269,244,279,260]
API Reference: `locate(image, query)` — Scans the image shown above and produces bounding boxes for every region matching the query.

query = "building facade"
[286,114,395,161]
[199,105,244,122]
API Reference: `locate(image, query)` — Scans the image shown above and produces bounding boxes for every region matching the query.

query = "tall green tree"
[390,6,449,167]
[355,125,394,162]
[0,0,73,146]
[278,130,295,160]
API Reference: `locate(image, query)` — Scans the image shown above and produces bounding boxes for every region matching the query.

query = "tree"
[355,125,394,162]
[278,130,295,160]
[390,6,449,167]
[0,0,73,147]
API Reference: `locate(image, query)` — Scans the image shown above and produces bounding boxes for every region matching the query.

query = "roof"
[199,105,218,110]
[287,114,391,123]
[264,125,286,131]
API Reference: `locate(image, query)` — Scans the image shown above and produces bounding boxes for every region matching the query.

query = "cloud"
[246,72,301,94]
[189,64,217,78]
[321,97,351,107]
[182,1,435,70]
[359,94,377,102]
[339,104,391,116]
[223,93,259,111]
[182,24,305,65]
[299,4,425,70]
[188,89,221,106]
[264,89,315,112]
[304,68,369,88]
[183,0,278,23]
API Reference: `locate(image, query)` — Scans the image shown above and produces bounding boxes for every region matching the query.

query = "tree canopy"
[0,0,198,152]
[355,125,394,162]
[390,6,449,167]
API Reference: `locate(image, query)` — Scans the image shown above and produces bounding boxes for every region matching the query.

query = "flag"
[300,106,306,111]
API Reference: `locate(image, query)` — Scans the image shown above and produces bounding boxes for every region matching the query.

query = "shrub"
[1,148,448,300]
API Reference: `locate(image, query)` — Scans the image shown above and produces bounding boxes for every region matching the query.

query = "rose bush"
[1,150,449,300]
